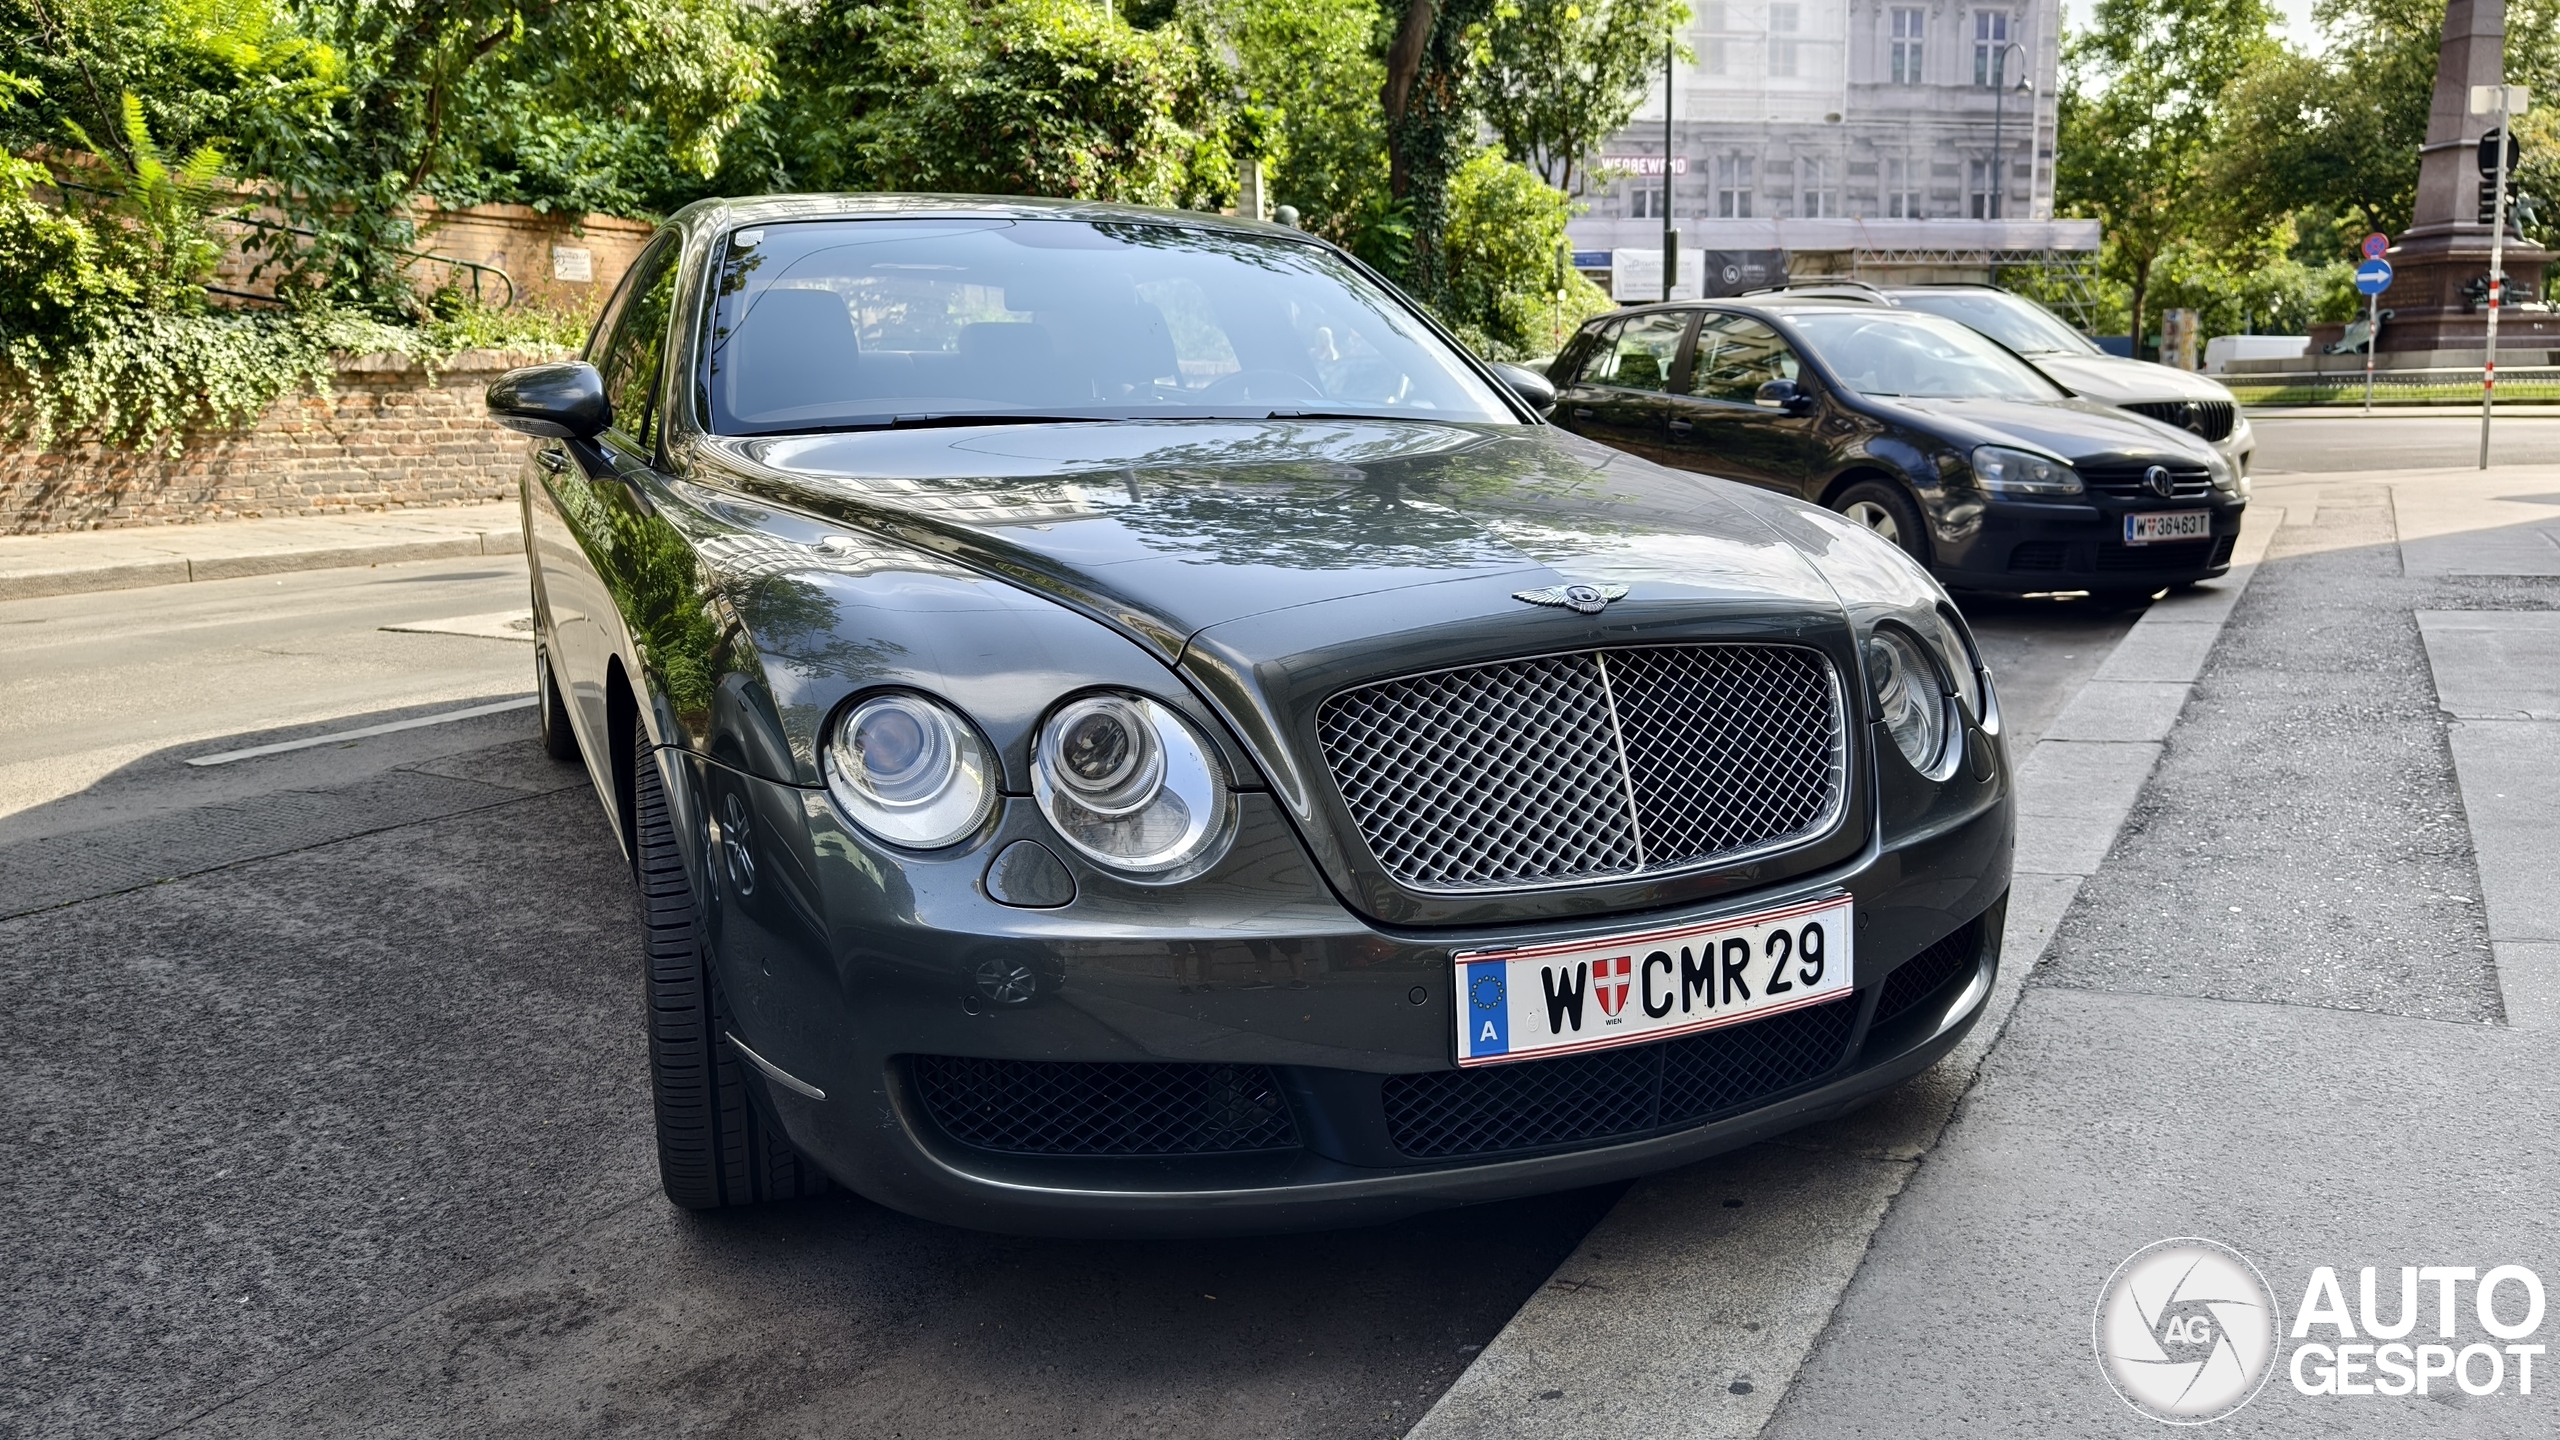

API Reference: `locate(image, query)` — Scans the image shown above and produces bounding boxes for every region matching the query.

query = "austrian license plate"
[2124,510,2211,544]
[1453,895,1854,1067]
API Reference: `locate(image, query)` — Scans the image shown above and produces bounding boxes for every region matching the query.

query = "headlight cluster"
[825,693,996,849]
[1970,445,2082,497]
[823,688,1235,877]
[1864,626,1953,773]
[1034,694,1230,875]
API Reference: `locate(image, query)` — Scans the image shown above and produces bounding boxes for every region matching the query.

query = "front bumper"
[683,732,2012,1236]
[1935,494,2248,594]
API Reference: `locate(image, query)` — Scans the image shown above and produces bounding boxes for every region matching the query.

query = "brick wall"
[0,350,555,534]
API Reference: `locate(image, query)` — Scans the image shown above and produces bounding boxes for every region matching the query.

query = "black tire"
[1830,479,1931,564]
[633,718,832,1209]
[536,646,579,762]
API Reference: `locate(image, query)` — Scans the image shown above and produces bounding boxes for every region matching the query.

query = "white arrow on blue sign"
[2355,259,2394,295]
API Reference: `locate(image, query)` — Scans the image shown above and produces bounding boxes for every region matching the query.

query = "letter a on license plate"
[1452,895,1855,1066]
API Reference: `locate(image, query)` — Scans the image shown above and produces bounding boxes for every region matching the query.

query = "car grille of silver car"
[2123,399,2237,442]
[1315,644,1847,892]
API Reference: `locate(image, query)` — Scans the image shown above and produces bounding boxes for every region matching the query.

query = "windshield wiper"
[1262,409,1411,421]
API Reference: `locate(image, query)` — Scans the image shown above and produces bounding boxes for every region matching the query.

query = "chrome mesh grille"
[1316,645,1845,892]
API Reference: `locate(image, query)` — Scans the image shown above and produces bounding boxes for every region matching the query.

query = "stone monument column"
[2380,0,2557,360]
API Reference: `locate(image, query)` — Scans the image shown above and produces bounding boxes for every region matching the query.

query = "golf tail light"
[1034,693,1230,876]
[1866,627,1950,773]
[825,692,995,849]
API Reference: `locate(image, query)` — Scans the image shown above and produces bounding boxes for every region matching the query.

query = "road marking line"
[184,697,537,767]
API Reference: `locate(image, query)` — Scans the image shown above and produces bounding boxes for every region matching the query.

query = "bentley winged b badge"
[1512,582,1629,616]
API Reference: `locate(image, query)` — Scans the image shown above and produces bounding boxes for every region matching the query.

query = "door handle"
[1668,419,1694,433]
[1572,407,1594,420]
[536,448,570,474]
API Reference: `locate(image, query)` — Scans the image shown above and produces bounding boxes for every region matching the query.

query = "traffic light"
[2479,128,2523,177]
[2479,178,2523,225]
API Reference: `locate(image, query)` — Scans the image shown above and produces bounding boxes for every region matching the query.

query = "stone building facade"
[1568,0,2092,285]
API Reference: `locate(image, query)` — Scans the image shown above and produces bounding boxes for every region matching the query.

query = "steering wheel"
[1199,369,1326,404]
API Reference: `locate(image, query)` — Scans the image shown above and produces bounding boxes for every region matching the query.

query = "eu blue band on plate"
[1463,960,1509,1059]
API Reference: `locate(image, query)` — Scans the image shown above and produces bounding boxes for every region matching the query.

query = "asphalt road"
[2247,409,2560,474]
[0,553,2122,1439]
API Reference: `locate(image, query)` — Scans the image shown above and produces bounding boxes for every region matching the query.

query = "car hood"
[2027,353,2237,405]
[697,419,1845,662]
[1878,396,2220,467]
[692,418,1882,928]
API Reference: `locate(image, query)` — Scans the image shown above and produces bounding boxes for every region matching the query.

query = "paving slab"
[2416,610,2560,719]
[0,503,524,601]
[1760,988,2559,1439]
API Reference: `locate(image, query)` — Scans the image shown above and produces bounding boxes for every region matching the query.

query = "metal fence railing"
[2222,365,2560,407]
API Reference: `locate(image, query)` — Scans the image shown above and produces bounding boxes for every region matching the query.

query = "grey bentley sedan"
[487,195,2013,1235]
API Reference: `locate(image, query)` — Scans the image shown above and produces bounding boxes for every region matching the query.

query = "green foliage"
[1438,147,1611,358]
[0,0,345,171]
[1473,0,1685,192]
[1200,0,1387,240]
[1383,0,1495,301]
[756,0,1230,206]
[2055,0,2280,355]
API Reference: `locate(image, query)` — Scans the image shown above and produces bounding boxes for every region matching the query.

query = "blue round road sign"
[2361,232,2390,260]
[2355,258,2393,295]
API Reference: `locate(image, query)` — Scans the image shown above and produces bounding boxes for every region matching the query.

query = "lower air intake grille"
[1872,917,1984,1028]
[1380,999,1856,1158]
[2097,539,2214,572]
[2009,541,2069,572]
[911,1056,1300,1156]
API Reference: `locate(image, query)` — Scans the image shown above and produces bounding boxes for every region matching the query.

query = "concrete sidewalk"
[0,503,524,602]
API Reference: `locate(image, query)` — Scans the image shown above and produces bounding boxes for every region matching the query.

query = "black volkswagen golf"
[1548,298,2248,596]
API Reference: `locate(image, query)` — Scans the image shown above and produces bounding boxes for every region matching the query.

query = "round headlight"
[1034,693,1230,876]
[1045,696,1166,818]
[824,692,995,849]
[1866,627,1950,773]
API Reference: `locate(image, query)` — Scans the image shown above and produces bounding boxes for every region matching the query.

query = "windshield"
[698,218,1516,434]
[1890,290,2097,356]
[1785,311,2071,401]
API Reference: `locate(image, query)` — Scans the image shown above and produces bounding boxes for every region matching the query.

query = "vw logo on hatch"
[2143,465,2178,499]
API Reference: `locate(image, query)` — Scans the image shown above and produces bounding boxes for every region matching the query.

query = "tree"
[1441,147,1612,356]
[2054,0,2278,357]
[1473,0,1684,193]
[754,0,1231,207]
[1381,0,1495,304]
[1202,0,1386,240]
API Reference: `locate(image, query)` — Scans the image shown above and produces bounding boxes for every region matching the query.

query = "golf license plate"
[1454,895,1854,1067]
[2124,510,2210,544]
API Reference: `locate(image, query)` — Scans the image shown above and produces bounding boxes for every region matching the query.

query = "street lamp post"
[1662,30,1678,303]
[2473,83,2531,470]
[1987,41,2031,221]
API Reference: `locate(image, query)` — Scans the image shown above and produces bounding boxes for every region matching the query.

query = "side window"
[1688,315,1802,404]
[596,236,681,448]
[1558,319,1622,385]
[1584,311,1689,392]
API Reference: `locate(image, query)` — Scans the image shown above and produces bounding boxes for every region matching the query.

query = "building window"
[1769,4,1801,78]
[1974,11,2012,87]
[1968,158,1995,218]
[1886,160,1922,219]
[1701,2,1729,73]
[1631,184,1667,219]
[1717,156,1755,218]
[1800,158,1838,218]
[1890,8,1925,85]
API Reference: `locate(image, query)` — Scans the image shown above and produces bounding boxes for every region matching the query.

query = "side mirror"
[1756,378,1815,415]
[1492,361,1558,417]
[488,361,610,440]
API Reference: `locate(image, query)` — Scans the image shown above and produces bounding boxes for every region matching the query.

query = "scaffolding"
[1849,248,2104,332]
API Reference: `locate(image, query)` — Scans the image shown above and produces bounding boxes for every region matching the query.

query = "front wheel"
[1830,480,1932,565]
[632,717,832,1209]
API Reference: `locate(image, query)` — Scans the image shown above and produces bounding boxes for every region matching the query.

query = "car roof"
[665,192,1312,245]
